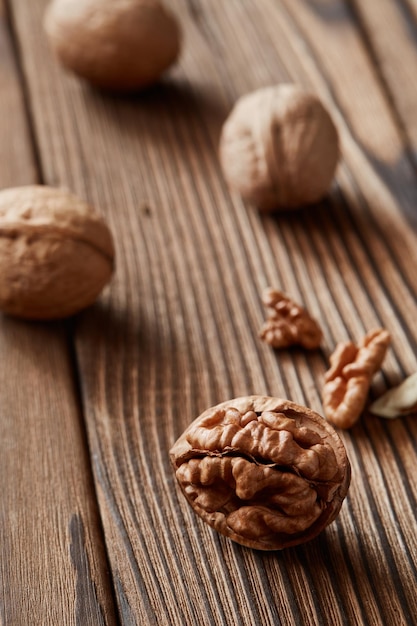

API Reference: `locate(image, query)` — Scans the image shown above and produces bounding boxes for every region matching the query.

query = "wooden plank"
[0,2,117,624]
[348,0,417,163]
[9,0,417,624]
[0,0,35,186]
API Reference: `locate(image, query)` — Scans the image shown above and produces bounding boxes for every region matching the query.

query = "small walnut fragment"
[259,288,323,349]
[170,396,350,550]
[322,329,391,429]
[369,373,417,419]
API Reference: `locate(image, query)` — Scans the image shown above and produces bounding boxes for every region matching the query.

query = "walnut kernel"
[322,329,391,429]
[0,185,114,320]
[170,396,350,550]
[259,288,322,349]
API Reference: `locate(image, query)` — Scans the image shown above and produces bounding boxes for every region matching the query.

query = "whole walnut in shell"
[44,0,181,91]
[170,396,350,550]
[219,85,339,211]
[0,185,114,320]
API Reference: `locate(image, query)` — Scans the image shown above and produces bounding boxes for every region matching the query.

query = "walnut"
[170,396,350,551]
[219,85,339,211]
[369,373,417,419]
[322,329,391,429]
[259,288,323,349]
[44,0,181,91]
[0,185,114,320]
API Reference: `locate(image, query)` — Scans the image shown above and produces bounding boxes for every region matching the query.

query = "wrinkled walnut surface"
[322,329,391,429]
[0,185,114,319]
[44,0,181,91]
[259,288,322,349]
[170,396,350,550]
[219,85,339,211]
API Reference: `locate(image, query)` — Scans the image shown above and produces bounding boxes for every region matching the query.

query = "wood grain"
[348,0,417,165]
[7,0,417,624]
[0,2,117,624]
[0,0,35,187]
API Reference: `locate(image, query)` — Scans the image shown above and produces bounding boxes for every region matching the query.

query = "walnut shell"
[219,85,339,211]
[369,372,417,419]
[170,396,350,550]
[0,185,114,320]
[44,0,181,91]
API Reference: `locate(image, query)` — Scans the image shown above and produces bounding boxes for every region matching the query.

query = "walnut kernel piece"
[322,329,391,429]
[369,373,417,419]
[259,288,323,349]
[0,185,114,319]
[170,396,350,551]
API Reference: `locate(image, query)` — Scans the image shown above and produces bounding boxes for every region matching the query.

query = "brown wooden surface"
[0,2,117,624]
[2,0,417,624]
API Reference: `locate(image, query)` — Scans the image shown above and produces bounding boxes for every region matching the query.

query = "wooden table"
[1,0,416,624]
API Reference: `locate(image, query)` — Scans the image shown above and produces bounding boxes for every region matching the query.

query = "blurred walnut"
[0,185,114,320]
[322,329,391,429]
[219,85,339,211]
[170,396,350,550]
[259,288,322,349]
[44,0,181,91]
[370,373,417,419]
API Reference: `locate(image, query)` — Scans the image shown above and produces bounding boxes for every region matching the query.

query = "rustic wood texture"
[0,3,117,624]
[3,0,417,624]
[348,0,417,162]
